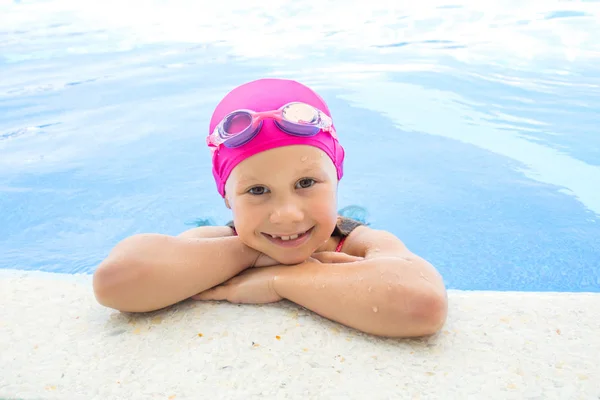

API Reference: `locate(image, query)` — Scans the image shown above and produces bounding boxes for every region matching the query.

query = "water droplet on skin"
[372,306,378,313]
[321,284,326,288]
[368,286,372,293]
[387,285,392,291]
[301,156,308,162]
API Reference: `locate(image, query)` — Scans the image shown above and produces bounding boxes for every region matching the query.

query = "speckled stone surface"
[1,269,598,400]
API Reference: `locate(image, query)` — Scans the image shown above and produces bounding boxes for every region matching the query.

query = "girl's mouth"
[262,227,314,247]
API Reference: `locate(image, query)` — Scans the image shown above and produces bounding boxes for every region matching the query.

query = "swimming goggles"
[207,102,336,149]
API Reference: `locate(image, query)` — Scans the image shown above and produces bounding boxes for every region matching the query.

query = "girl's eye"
[296,178,316,189]
[248,186,269,195]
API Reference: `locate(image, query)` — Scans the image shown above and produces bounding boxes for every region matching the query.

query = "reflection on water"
[0,0,599,291]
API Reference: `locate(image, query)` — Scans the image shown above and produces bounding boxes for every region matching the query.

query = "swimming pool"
[1,0,599,292]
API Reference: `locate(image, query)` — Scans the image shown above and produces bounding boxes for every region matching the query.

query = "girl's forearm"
[273,258,447,337]
[93,234,258,312]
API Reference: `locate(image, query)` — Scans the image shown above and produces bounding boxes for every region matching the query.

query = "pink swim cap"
[208,78,345,197]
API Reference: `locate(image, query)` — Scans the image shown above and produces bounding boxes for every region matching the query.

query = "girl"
[93,78,448,338]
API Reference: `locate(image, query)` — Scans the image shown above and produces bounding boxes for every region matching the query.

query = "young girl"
[93,78,448,338]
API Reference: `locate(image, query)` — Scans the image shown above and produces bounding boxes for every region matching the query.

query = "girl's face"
[224,145,339,265]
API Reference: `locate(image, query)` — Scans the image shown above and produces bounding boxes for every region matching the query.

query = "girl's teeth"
[270,233,301,240]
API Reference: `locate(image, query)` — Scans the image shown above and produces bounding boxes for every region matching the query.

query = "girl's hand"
[191,267,282,304]
[310,251,364,264]
[191,252,363,305]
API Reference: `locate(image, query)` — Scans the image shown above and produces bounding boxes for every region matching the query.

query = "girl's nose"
[269,203,304,224]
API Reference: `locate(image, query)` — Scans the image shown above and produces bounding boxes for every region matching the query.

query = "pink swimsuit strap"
[335,236,346,252]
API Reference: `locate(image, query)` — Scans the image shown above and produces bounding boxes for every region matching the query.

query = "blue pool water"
[1,1,599,292]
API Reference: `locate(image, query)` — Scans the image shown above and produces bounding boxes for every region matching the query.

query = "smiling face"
[224,145,339,264]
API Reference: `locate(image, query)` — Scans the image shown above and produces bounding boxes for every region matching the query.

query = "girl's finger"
[191,285,228,300]
[312,251,364,264]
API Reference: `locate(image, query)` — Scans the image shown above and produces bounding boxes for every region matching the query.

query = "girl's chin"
[265,248,317,266]
[270,253,311,266]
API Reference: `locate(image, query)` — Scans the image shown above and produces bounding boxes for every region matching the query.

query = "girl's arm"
[273,227,448,337]
[92,229,259,313]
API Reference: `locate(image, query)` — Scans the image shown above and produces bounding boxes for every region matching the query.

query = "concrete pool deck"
[1,269,598,400]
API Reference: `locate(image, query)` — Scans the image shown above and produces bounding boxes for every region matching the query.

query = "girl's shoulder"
[323,215,368,254]
[341,223,410,259]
